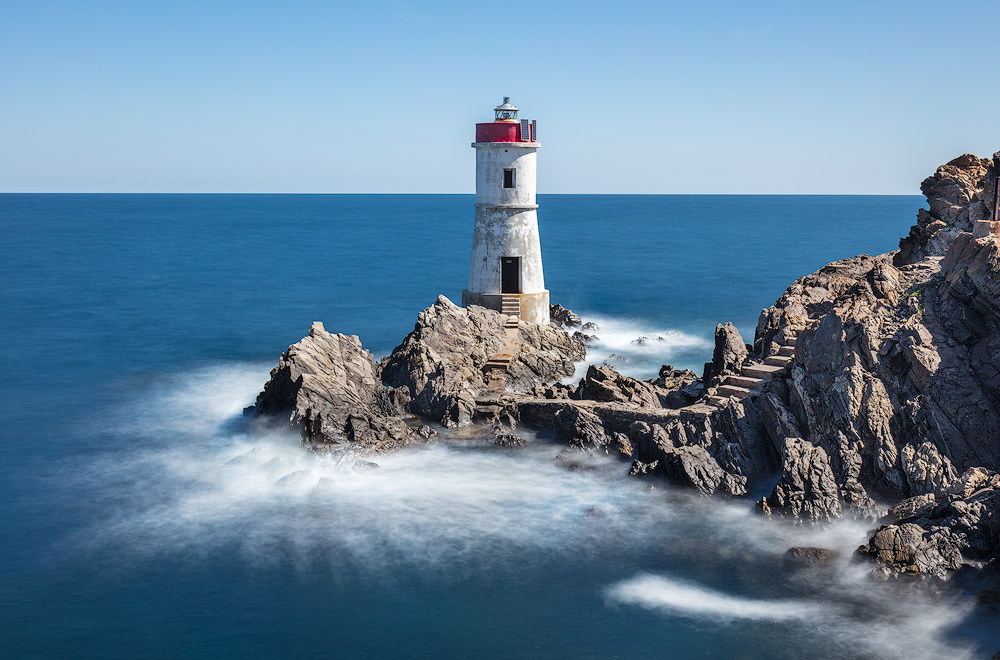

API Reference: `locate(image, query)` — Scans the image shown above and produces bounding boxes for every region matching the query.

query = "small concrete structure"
[462,98,550,324]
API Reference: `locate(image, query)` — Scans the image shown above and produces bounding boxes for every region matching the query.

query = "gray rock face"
[534,153,1000,569]
[379,296,584,427]
[704,322,749,385]
[628,421,747,496]
[758,437,842,522]
[859,468,1000,578]
[549,303,582,328]
[896,153,999,266]
[249,322,414,454]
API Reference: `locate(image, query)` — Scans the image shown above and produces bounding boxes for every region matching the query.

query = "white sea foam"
[77,362,676,569]
[564,313,713,381]
[606,569,975,659]
[71,362,981,659]
[606,574,822,621]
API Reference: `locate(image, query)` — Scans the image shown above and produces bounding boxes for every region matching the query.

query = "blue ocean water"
[2,194,997,659]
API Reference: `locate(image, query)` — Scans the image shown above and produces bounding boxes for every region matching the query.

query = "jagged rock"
[626,421,747,496]
[859,468,1000,578]
[758,438,842,521]
[553,404,613,452]
[704,322,749,385]
[572,331,598,345]
[653,365,696,389]
[576,365,665,408]
[551,404,632,457]
[895,153,999,266]
[379,296,583,427]
[249,322,415,454]
[529,382,575,400]
[581,321,599,331]
[747,224,1000,524]
[550,303,582,328]
[572,364,700,410]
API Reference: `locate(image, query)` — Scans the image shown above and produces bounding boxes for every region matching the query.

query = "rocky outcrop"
[549,303,582,328]
[859,468,1000,578]
[896,153,999,266]
[629,421,747,496]
[758,437,842,521]
[574,365,697,409]
[704,322,749,385]
[537,152,1000,565]
[249,322,416,455]
[378,295,584,427]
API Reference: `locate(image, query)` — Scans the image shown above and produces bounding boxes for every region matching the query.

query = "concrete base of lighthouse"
[461,290,550,325]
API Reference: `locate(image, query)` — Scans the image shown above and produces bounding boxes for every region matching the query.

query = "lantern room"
[475,97,538,143]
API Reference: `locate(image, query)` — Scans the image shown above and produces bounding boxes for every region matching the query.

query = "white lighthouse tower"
[461,97,550,324]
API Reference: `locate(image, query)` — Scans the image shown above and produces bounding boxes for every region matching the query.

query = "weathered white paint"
[462,140,550,324]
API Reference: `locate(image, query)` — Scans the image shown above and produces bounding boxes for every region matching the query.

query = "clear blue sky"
[2,0,998,193]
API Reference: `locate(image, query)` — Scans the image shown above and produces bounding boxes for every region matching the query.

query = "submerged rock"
[784,547,838,565]
[491,424,526,448]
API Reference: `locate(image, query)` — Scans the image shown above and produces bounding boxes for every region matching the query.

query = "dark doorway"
[501,257,520,293]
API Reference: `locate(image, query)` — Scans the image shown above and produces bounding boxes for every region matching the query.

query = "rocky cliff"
[509,152,1000,577]
[248,151,1000,578]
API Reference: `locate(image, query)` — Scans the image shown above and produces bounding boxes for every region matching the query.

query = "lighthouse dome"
[494,97,518,122]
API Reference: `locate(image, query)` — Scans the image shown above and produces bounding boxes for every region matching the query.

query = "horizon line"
[0,191,924,196]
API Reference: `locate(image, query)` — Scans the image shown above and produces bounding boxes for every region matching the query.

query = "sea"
[2,194,998,659]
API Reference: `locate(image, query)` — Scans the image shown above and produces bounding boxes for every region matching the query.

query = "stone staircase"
[500,295,520,318]
[482,315,522,394]
[707,320,816,407]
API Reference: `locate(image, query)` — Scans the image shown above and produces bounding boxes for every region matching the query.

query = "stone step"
[717,384,752,399]
[707,395,730,406]
[785,336,797,346]
[764,355,793,367]
[742,363,786,379]
[726,376,765,390]
[484,362,510,372]
[778,345,795,357]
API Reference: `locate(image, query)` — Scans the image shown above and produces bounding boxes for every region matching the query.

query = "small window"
[503,168,516,189]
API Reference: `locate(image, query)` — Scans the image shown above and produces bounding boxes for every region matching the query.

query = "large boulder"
[249,322,414,454]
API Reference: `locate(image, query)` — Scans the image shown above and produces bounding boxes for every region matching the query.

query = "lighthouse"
[461,97,550,324]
